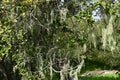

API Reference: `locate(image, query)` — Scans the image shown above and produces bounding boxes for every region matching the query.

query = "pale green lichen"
[102,15,117,51]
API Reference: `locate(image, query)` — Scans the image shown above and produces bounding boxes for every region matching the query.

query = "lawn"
[79,73,119,80]
[79,59,120,80]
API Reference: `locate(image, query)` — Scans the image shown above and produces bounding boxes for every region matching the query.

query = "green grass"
[81,59,110,74]
[79,73,119,80]
[80,59,120,80]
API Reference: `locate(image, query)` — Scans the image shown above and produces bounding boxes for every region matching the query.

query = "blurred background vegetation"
[0,0,120,80]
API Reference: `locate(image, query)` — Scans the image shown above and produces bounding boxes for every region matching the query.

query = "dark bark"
[7,52,15,80]
[0,54,15,80]
[0,54,8,80]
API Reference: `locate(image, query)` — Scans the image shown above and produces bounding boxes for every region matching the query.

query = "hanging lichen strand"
[60,8,68,22]
[102,15,117,51]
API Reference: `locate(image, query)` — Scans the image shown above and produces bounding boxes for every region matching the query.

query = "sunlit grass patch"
[100,73,119,78]
[79,73,119,80]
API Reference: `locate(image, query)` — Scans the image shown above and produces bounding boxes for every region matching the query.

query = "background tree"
[0,0,120,80]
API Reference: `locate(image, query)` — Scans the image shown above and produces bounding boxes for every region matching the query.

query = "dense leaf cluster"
[0,0,120,80]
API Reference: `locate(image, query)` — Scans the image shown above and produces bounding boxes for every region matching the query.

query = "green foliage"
[0,0,120,80]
